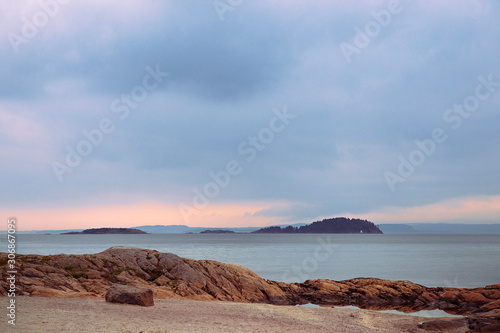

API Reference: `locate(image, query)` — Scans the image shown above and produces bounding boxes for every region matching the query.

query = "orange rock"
[419,291,438,302]
[440,290,460,300]
[459,291,489,304]
[478,299,500,313]
[105,284,154,306]
[1,247,499,316]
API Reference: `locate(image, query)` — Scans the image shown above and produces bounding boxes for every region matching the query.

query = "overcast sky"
[1,0,499,230]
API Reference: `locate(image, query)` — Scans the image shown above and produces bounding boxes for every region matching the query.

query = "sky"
[1,0,500,231]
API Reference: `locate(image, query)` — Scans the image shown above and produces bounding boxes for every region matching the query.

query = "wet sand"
[1,296,436,333]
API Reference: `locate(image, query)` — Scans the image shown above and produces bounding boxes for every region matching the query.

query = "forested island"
[200,230,236,234]
[252,217,383,234]
[62,228,147,235]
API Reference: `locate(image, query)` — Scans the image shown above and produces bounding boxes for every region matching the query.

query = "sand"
[2,296,436,333]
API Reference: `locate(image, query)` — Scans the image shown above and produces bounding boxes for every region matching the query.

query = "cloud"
[1,0,500,228]
[353,195,500,223]
[2,201,281,231]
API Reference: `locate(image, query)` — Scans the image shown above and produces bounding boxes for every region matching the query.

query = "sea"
[3,233,499,289]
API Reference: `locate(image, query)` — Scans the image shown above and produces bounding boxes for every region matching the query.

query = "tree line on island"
[62,228,147,235]
[251,217,383,234]
[59,217,383,235]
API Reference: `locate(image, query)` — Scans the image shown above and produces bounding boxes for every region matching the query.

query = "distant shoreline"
[14,222,500,235]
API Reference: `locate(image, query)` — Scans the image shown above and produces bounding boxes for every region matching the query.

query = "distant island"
[252,217,383,234]
[22,222,500,235]
[200,230,236,234]
[61,228,147,235]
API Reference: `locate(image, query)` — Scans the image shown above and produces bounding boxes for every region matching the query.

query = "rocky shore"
[1,247,499,331]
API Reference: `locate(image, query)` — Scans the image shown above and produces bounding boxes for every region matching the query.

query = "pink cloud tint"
[351,195,500,223]
[1,201,280,231]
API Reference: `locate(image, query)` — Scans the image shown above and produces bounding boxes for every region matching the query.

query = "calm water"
[3,234,499,288]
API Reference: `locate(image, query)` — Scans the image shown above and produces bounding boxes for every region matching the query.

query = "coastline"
[1,247,499,332]
[3,296,431,333]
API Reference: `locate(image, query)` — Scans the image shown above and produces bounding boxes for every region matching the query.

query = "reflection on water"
[371,308,464,318]
[296,304,464,318]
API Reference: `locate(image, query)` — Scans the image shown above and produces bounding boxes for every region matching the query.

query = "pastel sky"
[1,0,499,231]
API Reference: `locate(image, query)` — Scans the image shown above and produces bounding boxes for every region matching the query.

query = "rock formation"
[0,247,287,303]
[1,247,498,331]
[105,284,154,306]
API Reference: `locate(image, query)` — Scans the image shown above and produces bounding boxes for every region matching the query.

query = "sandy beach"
[1,296,438,333]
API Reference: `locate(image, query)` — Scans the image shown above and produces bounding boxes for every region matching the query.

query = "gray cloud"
[1,1,500,223]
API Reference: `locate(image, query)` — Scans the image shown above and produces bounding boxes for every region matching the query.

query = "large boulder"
[105,284,154,306]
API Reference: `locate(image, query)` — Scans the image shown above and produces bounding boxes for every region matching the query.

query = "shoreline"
[3,296,434,333]
[1,247,499,331]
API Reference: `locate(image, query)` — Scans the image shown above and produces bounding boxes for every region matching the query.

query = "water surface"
[3,233,499,288]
